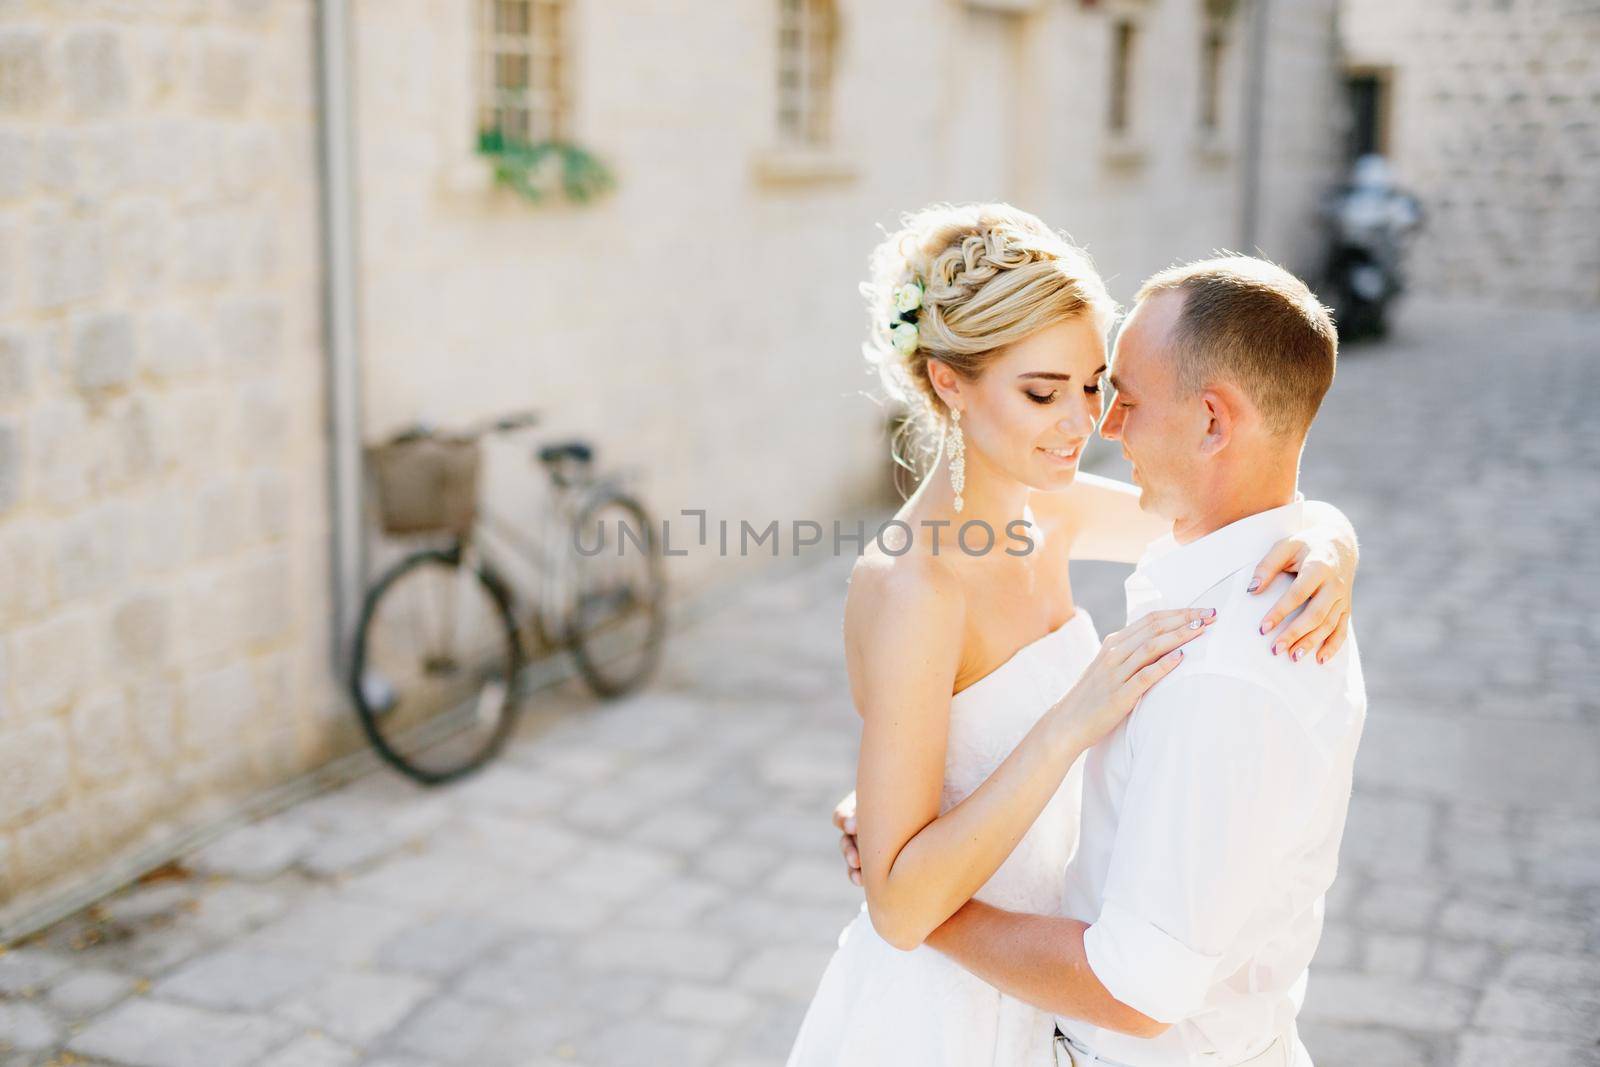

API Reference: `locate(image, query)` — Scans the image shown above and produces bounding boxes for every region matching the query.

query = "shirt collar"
[1127,497,1309,615]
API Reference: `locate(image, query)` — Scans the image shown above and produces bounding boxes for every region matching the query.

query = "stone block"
[142,309,211,382]
[1302,968,1479,1031]
[0,1000,60,1053]
[1452,1032,1600,1067]
[1364,933,1427,978]
[657,982,758,1026]
[60,26,130,115]
[256,1033,359,1067]
[44,967,135,1017]
[30,204,104,309]
[129,674,180,765]
[96,396,160,489]
[35,130,78,193]
[1295,1022,1434,1067]
[10,609,93,716]
[379,996,507,1063]
[70,686,135,785]
[111,589,173,671]
[0,216,13,313]
[729,944,835,1002]
[277,969,435,1046]
[238,895,414,966]
[1427,941,1495,986]
[0,947,71,996]
[0,328,32,402]
[373,912,516,979]
[237,380,289,456]
[215,297,283,374]
[26,397,90,510]
[0,29,52,115]
[198,34,255,113]
[54,503,130,601]
[0,519,49,625]
[1497,951,1600,990]
[0,130,31,196]
[252,468,290,540]
[1473,979,1600,1041]
[78,128,134,199]
[109,196,174,296]
[178,211,237,285]
[12,804,86,886]
[193,479,249,558]
[179,662,260,755]
[0,415,19,513]
[574,928,739,981]
[72,312,137,393]
[80,777,159,853]
[1357,880,1443,933]
[66,997,298,1067]
[153,946,324,1012]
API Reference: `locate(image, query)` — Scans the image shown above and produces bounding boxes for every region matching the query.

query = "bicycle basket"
[368,434,482,535]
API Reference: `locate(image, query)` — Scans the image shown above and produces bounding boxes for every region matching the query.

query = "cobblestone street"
[1,298,1597,1067]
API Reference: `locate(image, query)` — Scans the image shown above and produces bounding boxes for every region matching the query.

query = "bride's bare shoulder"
[845,544,966,644]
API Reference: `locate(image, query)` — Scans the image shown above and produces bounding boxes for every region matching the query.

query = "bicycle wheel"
[565,489,667,698]
[349,546,522,784]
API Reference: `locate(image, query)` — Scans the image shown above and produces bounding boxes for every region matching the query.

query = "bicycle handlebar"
[382,410,540,448]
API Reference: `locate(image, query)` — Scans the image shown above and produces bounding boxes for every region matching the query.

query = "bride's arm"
[1050,472,1168,564]
[850,560,1210,952]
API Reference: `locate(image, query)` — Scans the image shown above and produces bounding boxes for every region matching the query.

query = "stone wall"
[0,1,338,930]
[1339,0,1600,307]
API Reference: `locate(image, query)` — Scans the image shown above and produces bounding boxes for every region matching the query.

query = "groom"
[837,256,1366,1066]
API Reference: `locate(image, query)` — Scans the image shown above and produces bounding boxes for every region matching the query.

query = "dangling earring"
[948,409,966,514]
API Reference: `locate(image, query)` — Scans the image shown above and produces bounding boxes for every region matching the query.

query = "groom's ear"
[1198,384,1244,455]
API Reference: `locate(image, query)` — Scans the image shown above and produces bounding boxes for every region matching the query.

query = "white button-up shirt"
[1058,501,1367,1066]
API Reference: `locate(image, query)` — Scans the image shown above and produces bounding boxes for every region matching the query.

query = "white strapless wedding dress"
[786,609,1100,1067]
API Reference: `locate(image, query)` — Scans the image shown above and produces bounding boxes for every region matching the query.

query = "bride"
[785,204,1356,1066]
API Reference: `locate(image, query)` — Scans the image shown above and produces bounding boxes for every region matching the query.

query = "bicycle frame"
[460,465,595,655]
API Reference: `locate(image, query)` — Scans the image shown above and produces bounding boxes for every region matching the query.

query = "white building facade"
[0,0,1342,935]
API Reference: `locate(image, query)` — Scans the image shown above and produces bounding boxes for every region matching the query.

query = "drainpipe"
[314,0,366,675]
[1240,0,1271,251]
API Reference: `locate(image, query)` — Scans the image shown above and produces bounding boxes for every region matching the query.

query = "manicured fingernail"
[1260,623,1270,635]
[1189,619,1203,630]
[1272,642,1283,656]
[1292,648,1305,662]
[1203,608,1217,618]
[1247,577,1261,592]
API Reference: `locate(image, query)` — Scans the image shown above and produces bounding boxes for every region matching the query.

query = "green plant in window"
[476,129,615,204]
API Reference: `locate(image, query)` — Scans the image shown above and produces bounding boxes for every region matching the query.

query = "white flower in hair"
[892,281,923,315]
[890,321,919,355]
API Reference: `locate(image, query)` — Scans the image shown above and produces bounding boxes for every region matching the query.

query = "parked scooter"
[1322,155,1423,341]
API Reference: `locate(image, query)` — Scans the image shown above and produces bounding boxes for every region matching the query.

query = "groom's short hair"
[1135,256,1337,437]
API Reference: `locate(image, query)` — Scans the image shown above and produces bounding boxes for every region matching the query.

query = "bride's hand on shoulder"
[1247,522,1357,665]
[1050,608,1218,748]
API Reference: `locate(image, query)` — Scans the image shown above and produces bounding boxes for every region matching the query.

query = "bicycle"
[348,411,667,785]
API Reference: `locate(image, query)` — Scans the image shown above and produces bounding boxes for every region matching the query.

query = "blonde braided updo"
[861,203,1115,482]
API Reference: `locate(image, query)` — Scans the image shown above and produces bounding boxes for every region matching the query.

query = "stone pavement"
[1,298,1597,1066]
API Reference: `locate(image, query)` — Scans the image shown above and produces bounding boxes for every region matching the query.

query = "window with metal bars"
[1199,23,1225,132]
[776,0,838,148]
[480,0,567,145]
[1108,19,1136,135]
